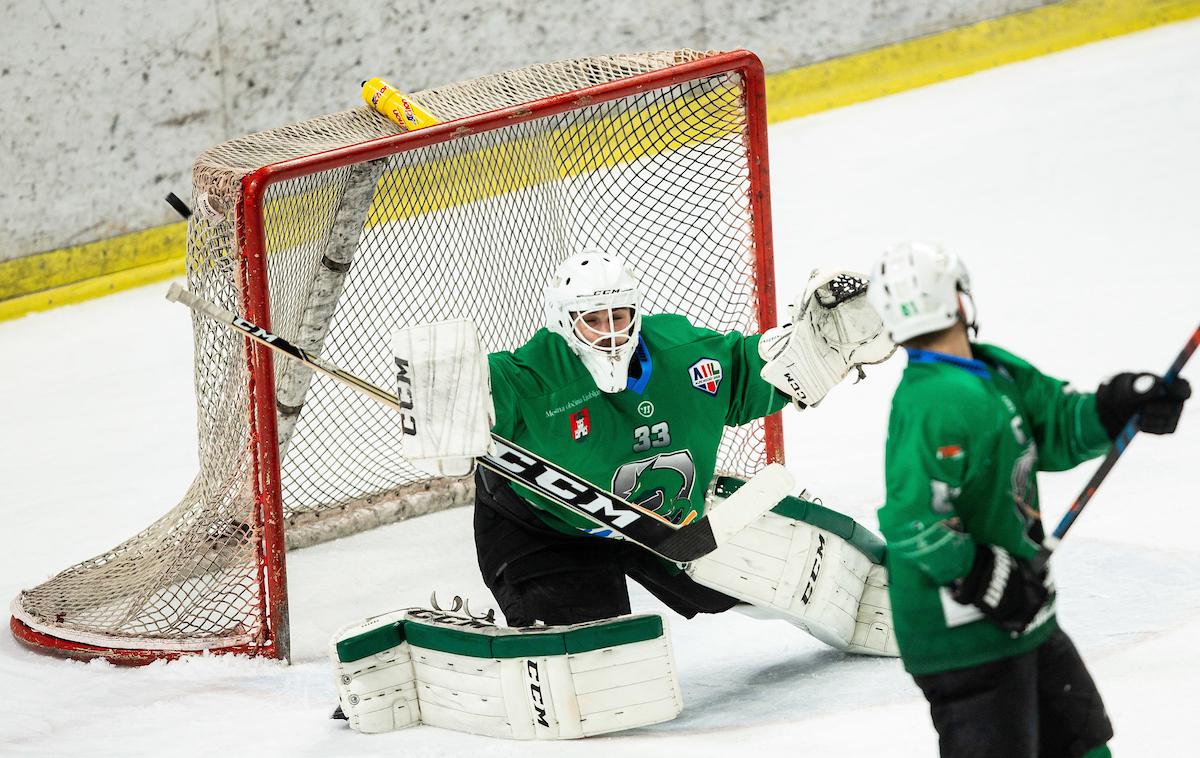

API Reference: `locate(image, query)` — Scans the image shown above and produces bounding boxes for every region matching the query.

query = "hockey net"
[10,49,780,663]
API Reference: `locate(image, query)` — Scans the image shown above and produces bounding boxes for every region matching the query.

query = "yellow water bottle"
[361,78,441,131]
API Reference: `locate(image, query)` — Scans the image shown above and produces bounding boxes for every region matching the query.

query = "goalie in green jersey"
[392,249,901,652]
[867,242,1190,758]
[473,249,901,650]
[336,249,905,738]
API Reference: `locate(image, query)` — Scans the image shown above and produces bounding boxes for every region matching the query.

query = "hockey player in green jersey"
[334,249,902,737]
[461,248,899,654]
[867,242,1191,758]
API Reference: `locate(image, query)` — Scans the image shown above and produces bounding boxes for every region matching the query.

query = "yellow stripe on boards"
[0,222,188,322]
[4,0,1199,320]
[765,0,1200,123]
[0,256,185,322]
[0,222,186,301]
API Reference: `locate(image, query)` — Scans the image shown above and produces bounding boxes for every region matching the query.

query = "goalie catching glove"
[760,269,896,408]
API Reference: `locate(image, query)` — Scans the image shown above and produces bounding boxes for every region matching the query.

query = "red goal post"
[11,49,782,664]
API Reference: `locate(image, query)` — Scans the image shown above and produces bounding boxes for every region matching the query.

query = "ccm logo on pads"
[526,660,551,729]
[801,533,827,605]
[394,357,417,436]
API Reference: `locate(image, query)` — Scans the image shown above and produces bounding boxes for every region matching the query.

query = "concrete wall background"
[0,0,1050,263]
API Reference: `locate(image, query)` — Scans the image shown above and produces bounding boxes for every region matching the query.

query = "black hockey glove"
[1095,372,1192,439]
[952,545,1049,635]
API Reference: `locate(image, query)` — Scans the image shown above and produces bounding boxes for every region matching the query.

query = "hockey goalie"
[332,249,899,738]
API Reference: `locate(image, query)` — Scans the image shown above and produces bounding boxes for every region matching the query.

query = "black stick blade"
[165,192,193,220]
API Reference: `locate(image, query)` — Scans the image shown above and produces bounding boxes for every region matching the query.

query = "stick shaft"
[167,283,402,412]
[1050,323,1200,542]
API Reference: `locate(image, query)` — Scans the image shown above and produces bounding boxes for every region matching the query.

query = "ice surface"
[2,18,1199,756]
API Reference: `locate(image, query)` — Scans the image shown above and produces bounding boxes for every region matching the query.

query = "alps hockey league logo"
[689,358,723,396]
[569,408,591,441]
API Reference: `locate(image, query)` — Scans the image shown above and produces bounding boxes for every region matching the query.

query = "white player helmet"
[866,241,973,344]
[544,249,643,393]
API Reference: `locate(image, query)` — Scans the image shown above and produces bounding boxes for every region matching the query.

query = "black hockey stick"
[1035,323,1199,569]
[478,438,729,561]
[165,284,790,562]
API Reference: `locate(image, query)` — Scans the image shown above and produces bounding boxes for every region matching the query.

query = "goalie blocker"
[330,608,682,738]
[390,319,493,477]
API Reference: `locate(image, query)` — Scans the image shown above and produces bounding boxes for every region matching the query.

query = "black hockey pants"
[912,627,1113,758]
[473,467,738,627]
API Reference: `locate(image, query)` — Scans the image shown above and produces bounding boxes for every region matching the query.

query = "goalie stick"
[165,283,792,563]
[1035,321,1199,571]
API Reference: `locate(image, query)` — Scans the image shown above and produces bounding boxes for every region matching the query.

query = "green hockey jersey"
[488,313,789,535]
[878,344,1110,675]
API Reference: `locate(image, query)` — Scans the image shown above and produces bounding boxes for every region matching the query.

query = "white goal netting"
[12,50,778,661]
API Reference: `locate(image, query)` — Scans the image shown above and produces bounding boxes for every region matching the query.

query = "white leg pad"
[330,610,421,734]
[410,634,681,739]
[850,564,897,655]
[330,610,682,738]
[687,509,898,657]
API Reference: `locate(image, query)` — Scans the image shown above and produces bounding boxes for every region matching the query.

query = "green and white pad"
[331,609,420,734]
[686,479,898,656]
[330,609,682,738]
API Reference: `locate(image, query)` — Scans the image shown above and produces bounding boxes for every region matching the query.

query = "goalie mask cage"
[10,49,781,664]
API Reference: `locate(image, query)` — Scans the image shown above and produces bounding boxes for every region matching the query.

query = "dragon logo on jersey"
[1010,441,1040,520]
[1003,398,1041,521]
[611,450,697,525]
[689,358,723,396]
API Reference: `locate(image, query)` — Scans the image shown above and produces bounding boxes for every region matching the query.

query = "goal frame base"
[9,616,280,666]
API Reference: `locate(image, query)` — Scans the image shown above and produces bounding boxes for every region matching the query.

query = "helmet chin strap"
[958,288,980,339]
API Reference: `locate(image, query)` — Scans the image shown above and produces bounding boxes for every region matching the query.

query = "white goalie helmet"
[866,241,973,344]
[544,249,643,393]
